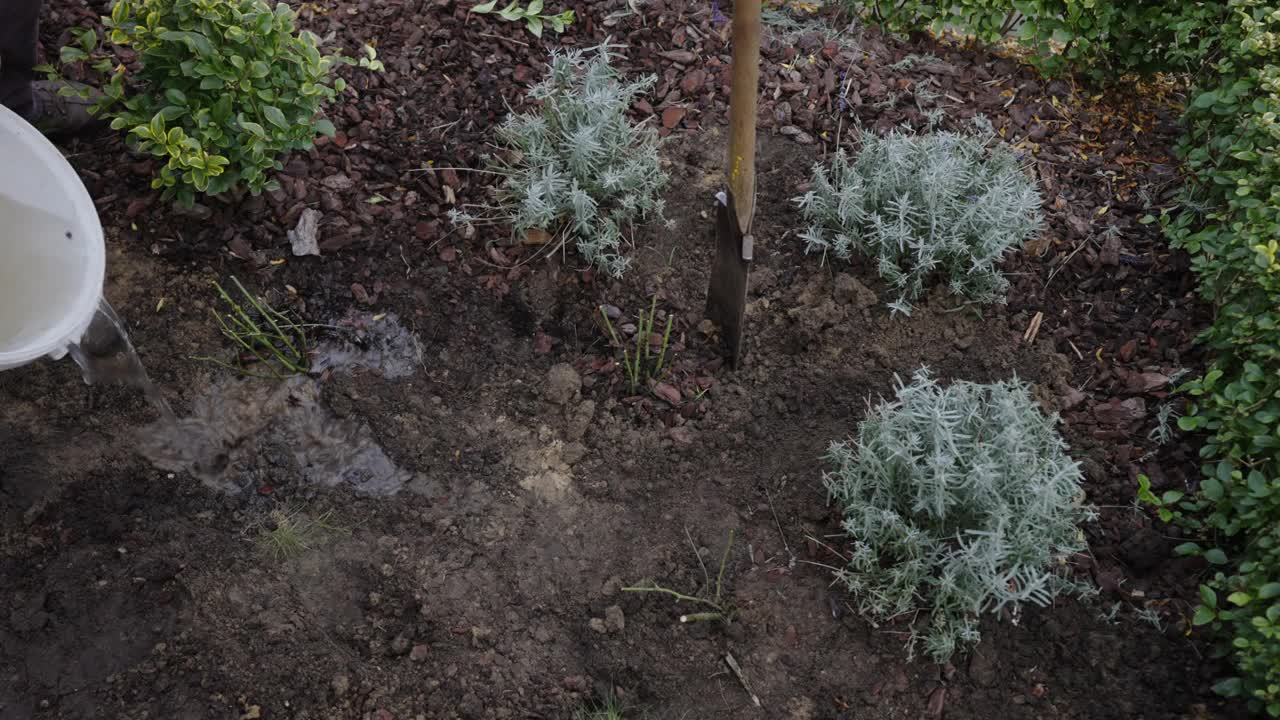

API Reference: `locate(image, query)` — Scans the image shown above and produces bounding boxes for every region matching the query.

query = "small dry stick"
[765,489,795,568]
[1067,339,1085,360]
[714,528,735,604]
[686,526,712,591]
[724,653,762,709]
[1023,311,1044,344]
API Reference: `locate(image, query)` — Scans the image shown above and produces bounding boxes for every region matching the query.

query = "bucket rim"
[0,104,107,370]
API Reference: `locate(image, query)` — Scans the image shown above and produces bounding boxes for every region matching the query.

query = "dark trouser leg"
[0,0,42,119]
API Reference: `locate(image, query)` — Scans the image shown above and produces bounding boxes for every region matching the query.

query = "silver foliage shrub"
[794,125,1042,314]
[824,369,1095,662]
[450,43,666,277]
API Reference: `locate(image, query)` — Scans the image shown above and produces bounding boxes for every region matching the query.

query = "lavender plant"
[794,125,1042,314]
[450,44,666,277]
[825,369,1094,662]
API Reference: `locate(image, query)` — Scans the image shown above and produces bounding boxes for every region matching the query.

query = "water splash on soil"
[310,310,423,379]
[137,376,410,495]
[135,312,420,495]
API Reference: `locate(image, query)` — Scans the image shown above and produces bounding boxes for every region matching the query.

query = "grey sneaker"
[30,80,105,136]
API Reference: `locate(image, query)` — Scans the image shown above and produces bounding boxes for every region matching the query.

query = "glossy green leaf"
[262,105,288,129]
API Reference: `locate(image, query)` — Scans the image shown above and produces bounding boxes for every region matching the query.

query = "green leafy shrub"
[78,0,373,205]
[825,370,1094,662]
[839,0,1227,79]
[470,0,575,38]
[1160,1,1280,714]
[793,125,1042,314]
[450,44,667,277]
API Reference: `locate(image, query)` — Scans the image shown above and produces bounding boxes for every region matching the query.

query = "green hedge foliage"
[1165,1,1280,714]
[843,0,1228,79]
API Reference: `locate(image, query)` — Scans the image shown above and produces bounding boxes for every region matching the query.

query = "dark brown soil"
[1,1,1234,719]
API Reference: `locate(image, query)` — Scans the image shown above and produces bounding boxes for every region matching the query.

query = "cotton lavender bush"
[824,369,1095,663]
[449,43,666,277]
[794,125,1042,314]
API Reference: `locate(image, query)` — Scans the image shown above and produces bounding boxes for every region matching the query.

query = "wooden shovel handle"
[727,0,761,235]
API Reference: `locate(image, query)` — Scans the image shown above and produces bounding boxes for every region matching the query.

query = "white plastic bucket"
[0,103,106,370]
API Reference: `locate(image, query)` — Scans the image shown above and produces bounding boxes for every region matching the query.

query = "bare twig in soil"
[714,528,734,604]
[477,31,530,47]
[686,526,712,591]
[765,489,795,569]
[804,534,852,563]
[1023,311,1044,344]
[1043,235,1096,292]
[1067,339,1085,360]
[623,529,736,624]
[724,653,763,709]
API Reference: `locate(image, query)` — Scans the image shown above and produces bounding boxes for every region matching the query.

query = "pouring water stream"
[68,299,175,421]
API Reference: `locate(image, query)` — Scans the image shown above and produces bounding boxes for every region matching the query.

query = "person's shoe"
[29,80,105,136]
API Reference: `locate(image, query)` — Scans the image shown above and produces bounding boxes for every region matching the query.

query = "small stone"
[390,634,410,655]
[561,442,588,466]
[544,363,582,405]
[470,626,493,647]
[332,673,351,697]
[588,617,608,634]
[567,400,595,441]
[351,283,372,305]
[288,208,322,257]
[410,644,430,662]
[600,576,623,598]
[604,605,625,633]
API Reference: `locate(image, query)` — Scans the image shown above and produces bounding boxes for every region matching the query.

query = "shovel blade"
[705,190,752,368]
